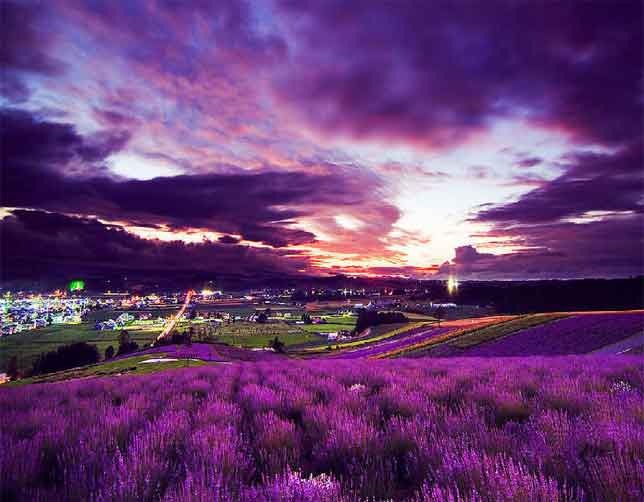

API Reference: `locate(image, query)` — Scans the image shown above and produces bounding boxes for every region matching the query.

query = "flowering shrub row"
[459,313,644,356]
[342,317,514,359]
[2,356,642,501]
[333,327,454,358]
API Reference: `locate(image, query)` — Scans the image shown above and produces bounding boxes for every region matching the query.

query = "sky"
[1,0,643,282]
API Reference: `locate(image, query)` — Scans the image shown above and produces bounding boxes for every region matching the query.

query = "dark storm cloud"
[1,108,129,171]
[218,235,240,245]
[1,210,310,280]
[515,157,542,169]
[275,0,642,148]
[441,214,644,279]
[0,1,64,101]
[474,141,643,224]
[464,139,644,278]
[1,108,389,248]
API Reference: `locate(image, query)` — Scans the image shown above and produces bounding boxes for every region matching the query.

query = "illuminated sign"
[69,280,85,292]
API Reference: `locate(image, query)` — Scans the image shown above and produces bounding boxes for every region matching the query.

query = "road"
[155,291,193,343]
[590,333,644,355]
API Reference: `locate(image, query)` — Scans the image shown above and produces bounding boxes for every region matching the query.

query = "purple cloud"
[474,142,643,224]
[1,1,64,101]
[1,108,397,249]
[2,1,642,281]
[442,213,643,279]
[274,1,642,148]
[515,157,542,168]
[1,210,311,282]
[218,235,240,245]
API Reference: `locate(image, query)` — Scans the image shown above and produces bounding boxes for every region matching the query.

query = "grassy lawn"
[8,354,212,386]
[193,321,321,348]
[0,323,162,372]
[214,332,322,348]
[302,322,430,354]
[403,312,438,321]
[296,314,357,334]
[447,313,569,349]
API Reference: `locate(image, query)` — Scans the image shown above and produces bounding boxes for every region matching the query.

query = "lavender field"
[459,313,644,357]
[332,326,453,359]
[2,357,643,501]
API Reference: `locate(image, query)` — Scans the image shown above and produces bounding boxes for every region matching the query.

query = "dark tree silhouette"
[32,343,100,375]
[269,336,285,353]
[117,330,138,356]
[7,356,19,380]
[354,309,408,334]
[118,330,130,347]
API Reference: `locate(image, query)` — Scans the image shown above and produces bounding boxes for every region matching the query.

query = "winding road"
[155,290,193,343]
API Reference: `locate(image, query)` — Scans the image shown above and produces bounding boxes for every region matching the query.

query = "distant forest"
[446,277,644,314]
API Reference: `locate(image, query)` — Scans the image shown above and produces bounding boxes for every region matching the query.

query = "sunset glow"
[2,0,641,282]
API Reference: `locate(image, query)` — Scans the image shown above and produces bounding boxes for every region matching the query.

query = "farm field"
[300,322,424,354]
[0,323,162,372]
[310,312,644,360]
[456,312,644,357]
[297,315,357,334]
[196,321,323,347]
[10,353,212,386]
[447,313,569,349]
[0,312,345,373]
[2,357,642,501]
[320,316,514,359]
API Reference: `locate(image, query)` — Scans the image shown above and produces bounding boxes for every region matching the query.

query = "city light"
[200,289,214,297]
[447,276,459,294]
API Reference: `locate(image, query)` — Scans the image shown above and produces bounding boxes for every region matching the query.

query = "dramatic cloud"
[0,1,64,101]
[1,108,397,249]
[218,235,240,245]
[1,108,129,174]
[461,138,643,279]
[1,1,642,281]
[515,157,542,169]
[274,1,642,148]
[441,213,644,279]
[1,210,310,281]
[474,141,643,224]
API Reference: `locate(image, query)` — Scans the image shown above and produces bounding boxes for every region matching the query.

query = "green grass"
[299,323,353,333]
[0,323,162,372]
[296,315,356,334]
[320,315,357,324]
[214,332,321,348]
[403,312,438,321]
[447,313,569,349]
[302,321,432,354]
[8,354,211,386]
[188,321,322,348]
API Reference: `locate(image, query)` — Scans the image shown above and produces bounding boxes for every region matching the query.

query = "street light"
[447,277,459,295]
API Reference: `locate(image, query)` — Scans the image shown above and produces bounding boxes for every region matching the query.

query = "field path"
[590,332,644,354]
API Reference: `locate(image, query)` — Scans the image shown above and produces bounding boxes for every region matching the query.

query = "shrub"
[32,342,100,375]
[2,356,643,500]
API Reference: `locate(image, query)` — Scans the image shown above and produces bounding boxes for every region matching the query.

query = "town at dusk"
[1,1,643,501]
